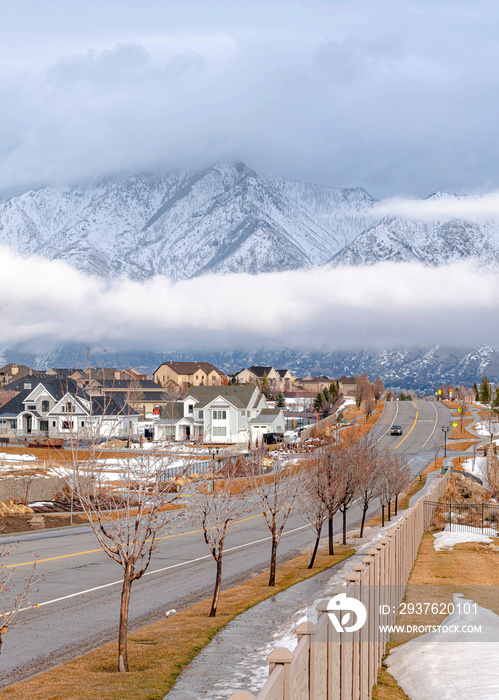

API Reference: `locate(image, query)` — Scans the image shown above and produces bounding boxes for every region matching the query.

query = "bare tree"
[0,545,39,656]
[338,445,358,545]
[364,394,375,421]
[355,433,381,537]
[301,454,332,567]
[458,395,469,434]
[189,464,247,615]
[373,376,384,401]
[486,448,499,499]
[246,451,300,586]
[389,455,411,516]
[70,449,187,672]
[483,410,499,444]
[355,372,371,408]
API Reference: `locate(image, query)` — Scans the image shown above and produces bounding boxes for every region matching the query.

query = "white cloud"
[374,192,499,221]
[1,246,499,352]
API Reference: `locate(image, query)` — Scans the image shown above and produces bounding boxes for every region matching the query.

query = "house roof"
[96,379,163,391]
[0,364,35,379]
[159,402,185,421]
[185,385,258,409]
[248,366,275,377]
[47,368,84,377]
[338,376,356,384]
[154,361,223,377]
[249,408,282,424]
[302,376,331,382]
[277,369,291,377]
[0,378,139,419]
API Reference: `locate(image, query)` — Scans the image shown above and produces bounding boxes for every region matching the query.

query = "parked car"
[391,425,402,436]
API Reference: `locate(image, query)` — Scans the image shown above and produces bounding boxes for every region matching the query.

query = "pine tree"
[314,391,323,411]
[260,372,270,398]
[480,375,492,404]
[275,391,286,408]
[329,381,339,402]
[322,386,331,403]
[473,382,479,401]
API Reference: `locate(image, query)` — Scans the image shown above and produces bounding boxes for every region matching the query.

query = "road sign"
[438,389,442,395]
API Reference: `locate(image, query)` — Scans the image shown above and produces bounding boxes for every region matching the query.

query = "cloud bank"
[1,247,498,352]
[1,1,499,196]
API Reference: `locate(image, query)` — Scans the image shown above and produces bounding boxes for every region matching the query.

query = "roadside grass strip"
[0,547,353,700]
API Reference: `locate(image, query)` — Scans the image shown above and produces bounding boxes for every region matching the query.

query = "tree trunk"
[268,536,278,586]
[210,555,223,617]
[360,504,368,538]
[388,500,391,521]
[308,525,322,569]
[118,570,133,672]
[395,494,398,516]
[381,505,385,527]
[328,516,334,555]
[342,506,347,545]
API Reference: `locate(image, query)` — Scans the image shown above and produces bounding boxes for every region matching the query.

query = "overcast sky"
[1,0,499,197]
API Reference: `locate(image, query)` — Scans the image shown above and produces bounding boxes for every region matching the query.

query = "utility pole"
[442,425,450,458]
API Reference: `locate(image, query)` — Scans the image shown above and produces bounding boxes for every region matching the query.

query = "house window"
[247,410,251,417]
[196,376,199,381]
[27,405,36,410]
[24,383,31,390]
[241,410,244,416]
[10,420,16,429]
[212,410,227,420]
[198,410,203,419]
[41,400,49,412]
[188,404,194,414]
[80,421,85,427]
[52,421,56,427]
[213,426,227,436]
[62,421,74,430]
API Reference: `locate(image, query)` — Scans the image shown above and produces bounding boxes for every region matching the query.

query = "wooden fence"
[229,471,450,700]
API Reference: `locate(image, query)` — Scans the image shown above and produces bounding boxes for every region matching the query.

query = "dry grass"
[373,532,499,698]
[448,416,478,441]
[445,440,478,451]
[0,546,353,700]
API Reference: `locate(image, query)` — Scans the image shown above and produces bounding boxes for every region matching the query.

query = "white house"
[153,385,285,444]
[0,378,139,440]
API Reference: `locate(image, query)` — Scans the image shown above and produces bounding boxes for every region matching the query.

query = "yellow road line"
[395,401,419,449]
[5,511,265,569]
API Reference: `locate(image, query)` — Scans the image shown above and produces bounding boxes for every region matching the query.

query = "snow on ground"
[386,594,499,699]
[433,524,496,551]
[0,452,36,462]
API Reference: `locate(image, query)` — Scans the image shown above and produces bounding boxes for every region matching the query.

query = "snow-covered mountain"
[2,343,499,391]
[330,192,499,268]
[0,162,376,280]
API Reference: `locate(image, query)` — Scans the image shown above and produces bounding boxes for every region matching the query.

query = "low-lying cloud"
[374,192,499,221]
[2,246,499,353]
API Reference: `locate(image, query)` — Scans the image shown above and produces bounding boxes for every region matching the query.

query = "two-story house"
[153,385,284,444]
[153,361,225,391]
[235,366,283,394]
[0,378,139,440]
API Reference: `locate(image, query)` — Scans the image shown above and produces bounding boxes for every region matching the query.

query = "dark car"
[391,425,402,436]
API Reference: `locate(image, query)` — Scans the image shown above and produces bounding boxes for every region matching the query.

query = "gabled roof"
[96,379,163,391]
[248,366,275,377]
[159,402,185,421]
[154,361,223,376]
[0,364,34,378]
[338,376,356,384]
[185,385,259,410]
[277,369,292,377]
[249,408,283,424]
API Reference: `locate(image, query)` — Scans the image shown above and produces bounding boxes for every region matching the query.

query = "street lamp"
[442,426,450,458]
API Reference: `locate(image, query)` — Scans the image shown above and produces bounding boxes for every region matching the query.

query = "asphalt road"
[0,399,452,688]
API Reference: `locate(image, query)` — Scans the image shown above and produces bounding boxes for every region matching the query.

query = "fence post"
[268,647,293,700]
[296,621,316,699]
